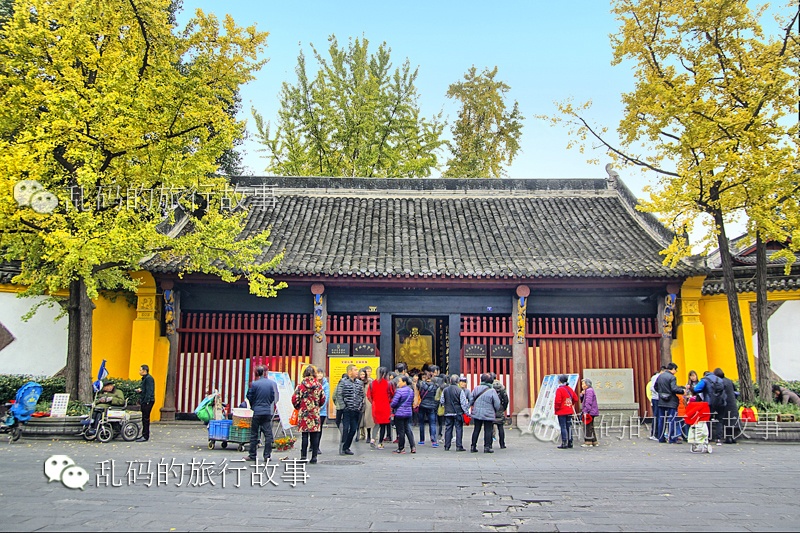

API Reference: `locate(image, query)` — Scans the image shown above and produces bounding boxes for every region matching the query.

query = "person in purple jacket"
[580,378,600,447]
[390,375,416,454]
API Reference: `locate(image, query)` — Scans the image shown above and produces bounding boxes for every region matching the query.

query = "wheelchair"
[81,397,141,443]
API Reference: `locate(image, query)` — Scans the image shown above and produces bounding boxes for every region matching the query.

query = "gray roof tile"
[144,177,702,280]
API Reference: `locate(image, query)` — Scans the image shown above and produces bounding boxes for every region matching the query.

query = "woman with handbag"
[291,365,326,464]
[554,374,579,449]
[389,375,415,454]
[580,378,600,447]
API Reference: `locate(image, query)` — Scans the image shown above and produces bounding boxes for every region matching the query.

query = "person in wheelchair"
[86,379,125,435]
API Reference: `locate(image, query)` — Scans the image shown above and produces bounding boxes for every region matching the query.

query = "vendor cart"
[207,420,253,452]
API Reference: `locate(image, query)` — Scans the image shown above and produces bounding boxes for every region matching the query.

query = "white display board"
[50,393,70,418]
[268,372,296,430]
[527,374,580,440]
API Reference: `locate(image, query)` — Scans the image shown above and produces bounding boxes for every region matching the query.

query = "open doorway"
[392,316,450,374]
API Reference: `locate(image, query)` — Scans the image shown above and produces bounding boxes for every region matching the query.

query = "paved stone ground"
[0,421,797,532]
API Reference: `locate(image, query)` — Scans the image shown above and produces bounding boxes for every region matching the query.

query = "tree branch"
[573,114,680,177]
[128,0,151,80]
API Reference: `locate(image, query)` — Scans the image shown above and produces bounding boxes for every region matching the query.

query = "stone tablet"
[583,368,635,405]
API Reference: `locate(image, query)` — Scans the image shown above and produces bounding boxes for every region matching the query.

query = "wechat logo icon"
[44,455,89,490]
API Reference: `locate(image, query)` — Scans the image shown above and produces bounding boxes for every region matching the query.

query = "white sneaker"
[648,436,657,441]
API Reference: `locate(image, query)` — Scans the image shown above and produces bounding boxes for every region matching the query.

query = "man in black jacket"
[245,366,278,462]
[440,374,469,451]
[655,362,685,443]
[339,364,364,455]
[135,365,155,442]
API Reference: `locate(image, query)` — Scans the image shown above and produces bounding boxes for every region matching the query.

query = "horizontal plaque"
[490,345,513,358]
[327,343,350,356]
[353,343,377,356]
[464,344,487,358]
[583,368,635,405]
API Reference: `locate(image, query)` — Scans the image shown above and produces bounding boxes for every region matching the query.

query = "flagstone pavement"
[0,421,796,532]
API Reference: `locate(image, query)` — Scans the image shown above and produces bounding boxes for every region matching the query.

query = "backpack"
[707,376,726,410]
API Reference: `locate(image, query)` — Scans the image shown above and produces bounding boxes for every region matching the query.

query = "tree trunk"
[715,212,754,402]
[755,233,772,402]
[65,279,95,404]
[78,281,94,404]
[65,280,81,400]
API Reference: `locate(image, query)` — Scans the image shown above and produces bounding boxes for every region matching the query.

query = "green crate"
[229,425,250,443]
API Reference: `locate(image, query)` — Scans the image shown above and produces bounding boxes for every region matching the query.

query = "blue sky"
[178,1,644,192]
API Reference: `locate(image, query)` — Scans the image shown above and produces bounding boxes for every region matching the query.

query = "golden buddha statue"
[399,327,432,370]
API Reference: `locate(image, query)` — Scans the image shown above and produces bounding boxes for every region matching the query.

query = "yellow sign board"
[327,357,381,415]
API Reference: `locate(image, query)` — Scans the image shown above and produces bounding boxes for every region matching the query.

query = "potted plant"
[272,435,296,451]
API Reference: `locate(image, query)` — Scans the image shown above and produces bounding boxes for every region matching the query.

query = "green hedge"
[733,379,800,398]
[734,380,800,416]
[0,375,66,404]
[0,374,141,405]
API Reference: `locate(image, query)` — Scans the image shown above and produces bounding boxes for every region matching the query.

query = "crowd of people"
[331,363,510,455]
[646,363,743,446]
[242,358,777,462]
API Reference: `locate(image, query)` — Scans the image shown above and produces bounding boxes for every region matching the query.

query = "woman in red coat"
[368,366,393,449]
[554,374,579,449]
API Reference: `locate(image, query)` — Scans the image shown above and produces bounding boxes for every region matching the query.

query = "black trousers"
[340,410,359,451]
[317,416,326,453]
[378,423,391,444]
[141,401,154,440]
[444,415,464,449]
[248,414,273,460]
[394,416,411,451]
[471,419,493,449]
[494,420,505,448]
[301,431,321,459]
[584,419,597,442]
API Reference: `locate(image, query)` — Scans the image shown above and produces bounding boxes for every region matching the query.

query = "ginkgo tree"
[253,36,445,178]
[0,0,284,402]
[545,0,799,402]
[444,66,524,179]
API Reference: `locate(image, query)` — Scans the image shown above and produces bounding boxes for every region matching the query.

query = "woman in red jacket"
[554,374,579,449]
[367,366,393,449]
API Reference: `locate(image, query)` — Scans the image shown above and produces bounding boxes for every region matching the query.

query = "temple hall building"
[140,174,704,420]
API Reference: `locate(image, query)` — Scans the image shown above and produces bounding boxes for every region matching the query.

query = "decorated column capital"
[515,285,530,343]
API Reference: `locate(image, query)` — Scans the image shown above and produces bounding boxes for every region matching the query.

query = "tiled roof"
[144,177,703,280]
[702,273,800,295]
[0,262,20,284]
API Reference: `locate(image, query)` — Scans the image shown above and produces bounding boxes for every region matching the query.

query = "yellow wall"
[126,271,167,421]
[672,275,789,382]
[699,295,754,380]
[1,279,166,420]
[672,276,709,377]
[92,294,137,382]
[699,288,800,381]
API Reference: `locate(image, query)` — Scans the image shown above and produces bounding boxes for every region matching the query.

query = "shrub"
[0,374,140,405]
[110,379,141,405]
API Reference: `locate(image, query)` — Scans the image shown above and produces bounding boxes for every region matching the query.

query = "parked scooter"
[0,381,43,442]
